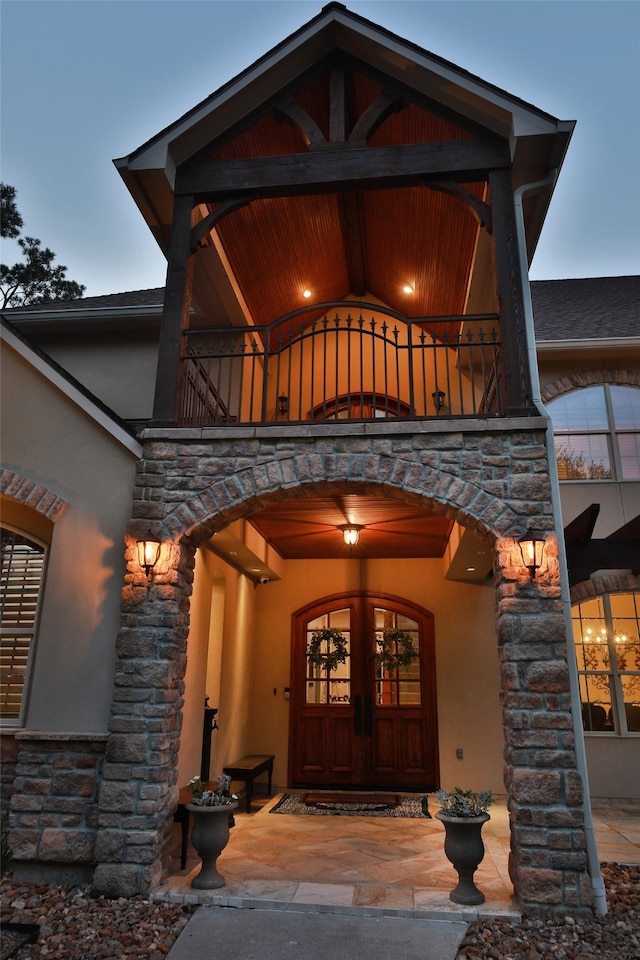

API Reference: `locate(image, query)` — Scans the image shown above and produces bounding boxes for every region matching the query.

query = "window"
[548,384,640,480]
[572,592,640,734]
[0,526,46,723]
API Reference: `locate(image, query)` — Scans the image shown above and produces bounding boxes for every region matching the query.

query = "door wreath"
[376,628,418,672]
[306,628,348,673]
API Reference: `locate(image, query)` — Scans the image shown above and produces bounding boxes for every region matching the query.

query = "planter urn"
[435,811,490,905]
[186,801,238,889]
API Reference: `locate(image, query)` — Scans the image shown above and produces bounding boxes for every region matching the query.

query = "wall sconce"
[432,389,447,413]
[278,394,289,416]
[518,528,545,578]
[136,534,161,577]
[339,524,363,546]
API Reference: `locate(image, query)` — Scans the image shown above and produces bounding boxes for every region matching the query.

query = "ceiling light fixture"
[403,282,415,294]
[303,289,312,299]
[339,524,363,546]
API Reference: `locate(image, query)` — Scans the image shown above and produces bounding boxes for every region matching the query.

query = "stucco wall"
[34,330,158,421]
[182,550,503,796]
[1,343,139,732]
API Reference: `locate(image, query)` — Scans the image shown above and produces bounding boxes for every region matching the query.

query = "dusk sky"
[1,0,639,298]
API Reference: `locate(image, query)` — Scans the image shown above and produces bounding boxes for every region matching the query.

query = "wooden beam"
[488,169,534,416]
[566,540,640,587]
[341,191,366,296]
[176,140,510,199]
[564,504,600,543]
[190,194,255,251]
[153,194,194,424]
[348,92,400,145]
[427,180,492,232]
[275,97,326,146]
[329,64,345,144]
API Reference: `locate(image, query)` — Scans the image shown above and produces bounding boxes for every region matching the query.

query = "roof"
[5,277,639,346]
[3,288,164,316]
[113,2,574,334]
[531,276,640,341]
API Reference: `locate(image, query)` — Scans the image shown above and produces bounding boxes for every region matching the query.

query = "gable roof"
[113,2,574,333]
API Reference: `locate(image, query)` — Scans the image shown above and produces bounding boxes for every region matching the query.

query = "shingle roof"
[531,277,640,341]
[4,279,638,343]
[3,288,164,314]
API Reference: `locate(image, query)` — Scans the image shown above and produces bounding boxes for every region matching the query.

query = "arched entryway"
[92,427,592,916]
[289,592,438,790]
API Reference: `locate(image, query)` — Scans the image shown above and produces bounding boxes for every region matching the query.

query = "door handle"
[364,694,373,736]
[354,694,362,735]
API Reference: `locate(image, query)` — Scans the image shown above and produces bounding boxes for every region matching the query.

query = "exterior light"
[518,528,545,578]
[278,394,289,416]
[340,524,363,546]
[136,534,161,577]
[432,389,446,413]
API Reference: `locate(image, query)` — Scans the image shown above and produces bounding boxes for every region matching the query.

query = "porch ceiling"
[247,495,454,560]
[188,65,489,331]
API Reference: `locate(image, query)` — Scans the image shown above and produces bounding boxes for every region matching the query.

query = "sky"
[1,0,639,299]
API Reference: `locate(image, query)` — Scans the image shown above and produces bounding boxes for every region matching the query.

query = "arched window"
[0,526,46,724]
[572,592,640,735]
[548,384,640,480]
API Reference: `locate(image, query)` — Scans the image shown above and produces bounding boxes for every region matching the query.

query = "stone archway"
[92,426,592,916]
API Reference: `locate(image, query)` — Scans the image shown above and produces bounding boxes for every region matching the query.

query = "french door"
[289,593,439,790]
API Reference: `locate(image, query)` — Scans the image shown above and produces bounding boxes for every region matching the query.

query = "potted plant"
[435,787,493,905]
[375,628,418,672]
[306,627,348,673]
[185,774,238,889]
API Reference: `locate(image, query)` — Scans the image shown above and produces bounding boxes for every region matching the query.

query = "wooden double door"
[289,593,439,790]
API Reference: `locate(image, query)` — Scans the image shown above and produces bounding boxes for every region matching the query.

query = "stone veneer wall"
[80,421,590,914]
[9,732,108,883]
[1,735,20,814]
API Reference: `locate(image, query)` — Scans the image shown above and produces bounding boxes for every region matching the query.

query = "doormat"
[270,792,430,818]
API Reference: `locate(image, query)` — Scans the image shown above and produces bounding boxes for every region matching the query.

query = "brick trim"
[541,369,640,404]
[0,469,68,522]
[570,572,640,604]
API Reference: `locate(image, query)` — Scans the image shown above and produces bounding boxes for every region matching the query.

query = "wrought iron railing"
[179,302,503,427]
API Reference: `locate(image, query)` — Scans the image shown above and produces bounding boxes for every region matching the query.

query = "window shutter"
[1,529,45,721]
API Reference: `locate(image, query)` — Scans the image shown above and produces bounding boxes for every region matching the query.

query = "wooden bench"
[223,754,275,813]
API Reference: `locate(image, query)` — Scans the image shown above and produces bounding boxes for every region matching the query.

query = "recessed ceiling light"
[303,289,312,298]
[403,283,415,294]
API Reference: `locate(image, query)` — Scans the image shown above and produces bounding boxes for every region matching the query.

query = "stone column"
[495,534,591,916]
[92,538,195,897]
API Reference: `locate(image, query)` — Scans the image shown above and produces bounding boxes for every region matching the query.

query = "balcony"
[178,302,503,428]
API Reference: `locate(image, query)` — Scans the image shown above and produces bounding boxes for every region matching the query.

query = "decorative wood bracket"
[426,179,492,232]
[190,194,255,252]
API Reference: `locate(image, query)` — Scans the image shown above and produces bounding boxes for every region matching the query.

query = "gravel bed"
[1,862,638,960]
[0,879,193,959]
[458,863,640,960]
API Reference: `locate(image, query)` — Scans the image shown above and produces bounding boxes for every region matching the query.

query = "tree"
[0,183,85,308]
[1,184,23,239]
